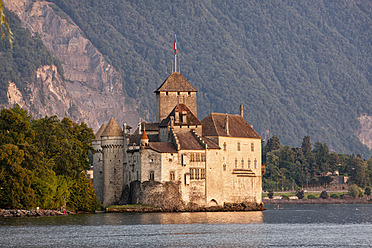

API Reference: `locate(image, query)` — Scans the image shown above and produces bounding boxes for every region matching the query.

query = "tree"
[268,190,274,199]
[266,135,281,152]
[364,187,371,197]
[296,190,305,199]
[320,190,329,199]
[348,184,363,198]
[301,136,312,157]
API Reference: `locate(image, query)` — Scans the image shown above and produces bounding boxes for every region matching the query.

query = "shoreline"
[0,209,75,218]
[264,198,372,205]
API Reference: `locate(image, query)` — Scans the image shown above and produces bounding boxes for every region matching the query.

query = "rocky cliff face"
[4,0,140,130]
[358,115,372,151]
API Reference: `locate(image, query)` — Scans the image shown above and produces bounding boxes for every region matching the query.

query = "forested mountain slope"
[4,0,372,158]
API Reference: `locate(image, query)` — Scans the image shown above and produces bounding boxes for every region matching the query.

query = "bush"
[307,194,317,199]
[296,190,305,199]
[268,191,274,199]
[281,195,290,200]
[348,184,363,198]
[365,187,371,196]
[320,190,329,199]
[330,193,339,199]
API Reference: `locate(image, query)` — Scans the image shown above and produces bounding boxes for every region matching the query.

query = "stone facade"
[93,72,263,208]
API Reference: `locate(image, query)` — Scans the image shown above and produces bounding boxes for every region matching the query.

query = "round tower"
[92,123,106,203]
[100,118,124,207]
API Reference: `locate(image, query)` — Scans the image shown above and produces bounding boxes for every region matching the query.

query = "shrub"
[365,187,371,196]
[330,193,339,199]
[281,195,290,200]
[349,184,363,198]
[296,190,305,199]
[320,190,329,199]
[307,194,317,199]
[268,191,274,199]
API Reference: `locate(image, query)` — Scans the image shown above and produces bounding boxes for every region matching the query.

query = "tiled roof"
[133,122,159,134]
[93,123,107,141]
[101,118,123,137]
[129,134,158,145]
[176,131,204,150]
[159,104,202,127]
[202,113,260,139]
[155,72,197,92]
[148,142,177,153]
[200,136,221,149]
[141,130,149,140]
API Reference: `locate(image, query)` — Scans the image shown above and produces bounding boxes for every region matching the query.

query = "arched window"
[223,163,227,171]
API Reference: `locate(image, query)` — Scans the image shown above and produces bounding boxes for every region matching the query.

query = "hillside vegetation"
[4,1,372,158]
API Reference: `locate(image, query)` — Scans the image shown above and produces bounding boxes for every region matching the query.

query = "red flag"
[174,35,177,55]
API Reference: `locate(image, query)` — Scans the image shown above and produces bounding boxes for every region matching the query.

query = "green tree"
[0,0,13,46]
[348,184,363,198]
[301,136,312,158]
[320,190,329,199]
[296,190,305,199]
[364,187,371,197]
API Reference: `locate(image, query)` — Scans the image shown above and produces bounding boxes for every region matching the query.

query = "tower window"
[149,171,154,180]
[241,159,244,168]
[223,163,226,171]
[251,143,254,152]
[237,142,241,151]
[223,142,227,151]
[170,171,175,180]
[248,159,251,169]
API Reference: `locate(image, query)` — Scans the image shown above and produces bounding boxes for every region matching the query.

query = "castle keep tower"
[100,118,124,207]
[155,72,198,122]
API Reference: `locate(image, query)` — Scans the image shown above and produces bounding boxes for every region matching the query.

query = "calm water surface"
[1,204,371,247]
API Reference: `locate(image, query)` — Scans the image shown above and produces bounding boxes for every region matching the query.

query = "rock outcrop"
[4,0,140,130]
[358,114,372,150]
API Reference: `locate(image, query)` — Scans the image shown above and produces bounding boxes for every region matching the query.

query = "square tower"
[155,72,198,123]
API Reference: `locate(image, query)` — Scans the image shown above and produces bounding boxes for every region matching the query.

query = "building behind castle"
[92,72,263,209]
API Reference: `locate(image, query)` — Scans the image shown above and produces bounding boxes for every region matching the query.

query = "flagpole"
[174,35,177,73]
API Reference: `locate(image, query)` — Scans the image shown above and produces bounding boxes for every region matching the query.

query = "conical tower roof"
[141,130,149,140]
[101,118,123,137]
[154,72,197,92]
[93,123,107,141]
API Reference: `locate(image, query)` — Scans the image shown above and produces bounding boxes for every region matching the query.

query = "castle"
[92,72,263,209]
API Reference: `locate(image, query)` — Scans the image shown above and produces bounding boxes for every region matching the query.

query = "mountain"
[2,0,371,158]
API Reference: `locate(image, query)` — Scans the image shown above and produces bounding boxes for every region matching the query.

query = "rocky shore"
[0,209,75,217]
[106,202,265,213]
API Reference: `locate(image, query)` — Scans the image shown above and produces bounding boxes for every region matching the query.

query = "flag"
[174,35,177,55]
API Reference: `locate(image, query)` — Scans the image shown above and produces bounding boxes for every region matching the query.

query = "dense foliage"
[263,135,372,192]
[47,0,371,158]
[0,106,99,211]
[0,9,63,104]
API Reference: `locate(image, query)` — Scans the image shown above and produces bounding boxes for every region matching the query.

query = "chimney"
[240,104,244,117]
[225,114,229,135]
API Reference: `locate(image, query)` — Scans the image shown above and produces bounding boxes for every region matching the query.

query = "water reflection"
[135,211,263,225]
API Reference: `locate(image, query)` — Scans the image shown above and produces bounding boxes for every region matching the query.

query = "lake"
[1,204,371,247]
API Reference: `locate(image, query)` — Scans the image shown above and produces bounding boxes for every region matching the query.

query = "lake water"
[1,204,371,247]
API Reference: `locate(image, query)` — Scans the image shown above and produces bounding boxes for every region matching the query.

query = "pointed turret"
[101,118,123,137]
[140,130,149,147]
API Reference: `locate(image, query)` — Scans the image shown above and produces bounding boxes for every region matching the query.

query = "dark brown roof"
[101,118,123,137]
[159,104,202,127]
[176,132,204,150]
[129,133,158,145]
[148,142,177,153]
[93,123,107,141]
[133,122,159,134]
[155,72,198,92]
[200,136,221,149]
[202,113,261,139]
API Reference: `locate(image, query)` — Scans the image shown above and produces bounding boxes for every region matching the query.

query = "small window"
[223,142,227,151]
[177,92,180,96]
[254,159,257,169]
[149,171,154,180]
[241,159,244,168]
[188,92,191,96]
[235,159,238,168]
[223,163,226,171]
[248,159,251,169]
[170,171,175,180]
[200,169,205,179]
[150,158,154,163]
[169,158,172,162]
[237,142,241,151]
[251,143,254,152]
[166,92,168,95]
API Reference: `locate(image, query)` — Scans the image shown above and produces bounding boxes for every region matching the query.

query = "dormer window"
[188,92,191,96]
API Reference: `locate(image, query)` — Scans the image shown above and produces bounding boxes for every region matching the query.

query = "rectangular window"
[200,169,205,179]
[190,168,195,180]
[254,159,257,169]
[223,142,227,151]
[237,142,241,151]
[241,159,244,168]
[248,159,251,169]
[149,171,154,180]
[235,159,238,168]
[170,171,175,180]
[251,143,254,152]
